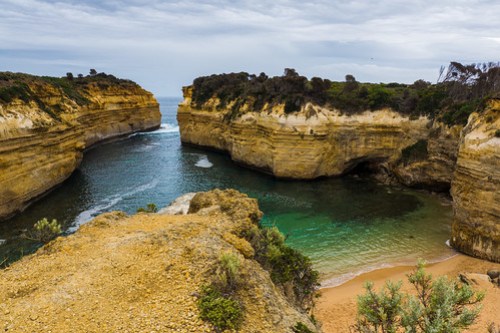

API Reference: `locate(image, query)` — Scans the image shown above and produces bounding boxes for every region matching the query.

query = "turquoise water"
[0,97,455,285]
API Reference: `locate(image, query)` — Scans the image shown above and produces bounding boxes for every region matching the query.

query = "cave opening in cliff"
[344,159,387,177]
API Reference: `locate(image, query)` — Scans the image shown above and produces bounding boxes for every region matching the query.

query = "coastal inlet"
[0,97,455,284]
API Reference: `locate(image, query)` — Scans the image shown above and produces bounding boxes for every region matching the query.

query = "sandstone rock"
[178,88,433,180]
[459,273,491,288]
[0,75,161,220]
[451,101,500,263]
[0,190,318,333]
[158,193,196,215]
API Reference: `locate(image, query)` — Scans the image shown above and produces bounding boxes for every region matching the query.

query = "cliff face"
[178,86,457,183]
[0,74,160,220]
[391,121,462,191]
[451,101,500,262]
[0,190,318,333]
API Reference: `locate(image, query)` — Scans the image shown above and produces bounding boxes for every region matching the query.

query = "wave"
[195,155,213,168]
[67,179,159,233]
[129,123,179,137]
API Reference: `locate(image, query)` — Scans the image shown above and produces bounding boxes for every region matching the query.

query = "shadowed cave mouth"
[343,158,388,177]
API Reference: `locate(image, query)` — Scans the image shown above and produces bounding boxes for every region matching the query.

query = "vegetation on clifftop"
[190,62,500,125]
[0,70,142,120]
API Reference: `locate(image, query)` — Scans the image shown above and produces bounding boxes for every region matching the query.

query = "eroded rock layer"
[178,86,458,183]
[451,101,500,262]
[0,75,160,219]
[0,190,318,333]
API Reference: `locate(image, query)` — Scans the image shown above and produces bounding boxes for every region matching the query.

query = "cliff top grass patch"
[0,71,142,120]
[189,62,500,126]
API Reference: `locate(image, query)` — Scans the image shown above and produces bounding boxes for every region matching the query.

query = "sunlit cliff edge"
[0,72,161,220]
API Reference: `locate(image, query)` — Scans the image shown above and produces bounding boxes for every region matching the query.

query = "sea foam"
[195,155,213,168]
[68,179,159,232]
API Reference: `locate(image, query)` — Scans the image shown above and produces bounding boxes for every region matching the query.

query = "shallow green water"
[0,97,455,285]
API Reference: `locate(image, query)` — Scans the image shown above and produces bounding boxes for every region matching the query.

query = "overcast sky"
[1,0,499,96]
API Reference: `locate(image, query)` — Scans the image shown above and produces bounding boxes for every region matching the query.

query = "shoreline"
[314,253,500,333]
[319,250,458,289]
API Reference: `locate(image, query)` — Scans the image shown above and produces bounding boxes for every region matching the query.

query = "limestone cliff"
[0,73,161,220]
[178,86,458,184]
[0,190,319,333]
[391,121,462,191]
[451,100,500,262]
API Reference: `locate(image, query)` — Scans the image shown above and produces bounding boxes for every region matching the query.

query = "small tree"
[137,203,158,213]
[66,72,74,81]
[354,261,484,333]
[26,218,62,243]
[89,69,97,76]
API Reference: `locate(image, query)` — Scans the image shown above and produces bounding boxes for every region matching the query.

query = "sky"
[1,0,499,96]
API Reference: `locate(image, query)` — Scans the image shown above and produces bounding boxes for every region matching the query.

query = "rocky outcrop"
[178,86,459,184]
[0,74,160,220]
[451,100,500,262]
[391,121,462,191]
[0,190,318,332]
[179,87,435,179]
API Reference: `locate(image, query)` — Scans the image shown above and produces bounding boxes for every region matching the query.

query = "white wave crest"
[68,179,159,232]
[129,123,179,137]
[195,155,213,168]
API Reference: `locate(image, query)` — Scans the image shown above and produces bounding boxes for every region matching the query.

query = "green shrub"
[215,252,241,292]
[495,130,500,138]
[198,285,243,332]
[354,260,484,333]
[241,226,319,309]
[136,203,158,213]
[292,322,315,333]
[27,218,62,243]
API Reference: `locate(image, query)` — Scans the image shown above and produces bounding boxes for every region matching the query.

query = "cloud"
[0,0,499,95]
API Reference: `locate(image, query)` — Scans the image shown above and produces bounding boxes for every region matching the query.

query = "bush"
[27,218,62,243]
[241,226,319,309]
[198,285,243,332]
[354,260,484,333]
[215,252,241,292]
[292,322,315,333]
[137,203,158,213]
[495,130,500,138]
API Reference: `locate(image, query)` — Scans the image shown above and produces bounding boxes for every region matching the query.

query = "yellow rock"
[0,78,161,220]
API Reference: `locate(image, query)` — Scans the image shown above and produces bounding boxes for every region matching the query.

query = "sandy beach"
[315,253,500,333]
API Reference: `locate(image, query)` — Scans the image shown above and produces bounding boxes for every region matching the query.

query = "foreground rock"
[0,72,161,220]
[0,190,318,333]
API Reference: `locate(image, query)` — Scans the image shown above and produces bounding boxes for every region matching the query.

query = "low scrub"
[137,203,158,213]
[242,226,320,310]
[353,260,484,333]
[198,285,243,332]
[26,218,62,243]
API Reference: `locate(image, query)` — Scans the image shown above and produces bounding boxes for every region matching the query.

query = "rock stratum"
[0,72,161,220]
[451,101,500,262]
[0,189,318,333]
[178,85,499,262]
